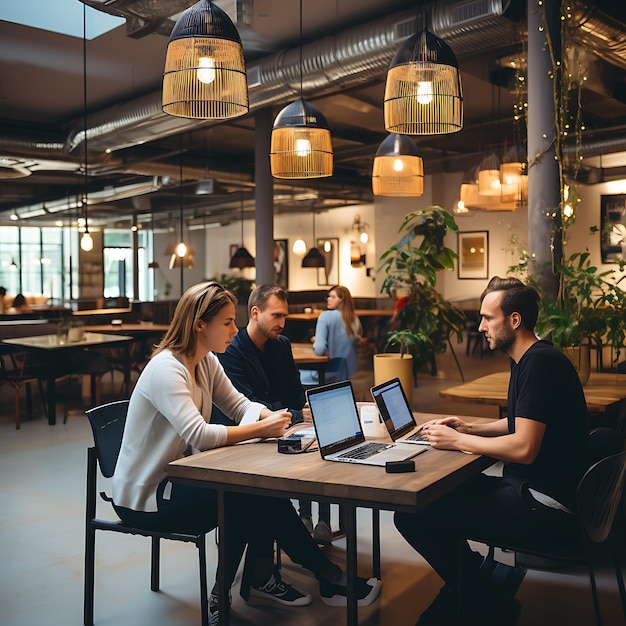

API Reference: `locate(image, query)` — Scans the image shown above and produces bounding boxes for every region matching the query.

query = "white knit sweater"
[112,350,264,512]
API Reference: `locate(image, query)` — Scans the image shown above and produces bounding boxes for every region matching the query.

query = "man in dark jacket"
[214,283,307,424]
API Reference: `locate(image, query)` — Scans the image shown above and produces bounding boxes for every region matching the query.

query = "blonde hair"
[329,285,362,338]
[153,282,236,357]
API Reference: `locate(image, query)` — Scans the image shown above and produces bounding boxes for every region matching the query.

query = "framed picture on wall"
[317,237,339,286]
[458,231,489,279]
[600,194,626,263]
[273,239,289,288]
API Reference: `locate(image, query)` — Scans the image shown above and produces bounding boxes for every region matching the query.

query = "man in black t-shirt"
[394,276,588,626]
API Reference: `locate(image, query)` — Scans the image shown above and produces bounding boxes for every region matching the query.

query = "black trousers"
[114,482,340,590]
[394,474,578,588]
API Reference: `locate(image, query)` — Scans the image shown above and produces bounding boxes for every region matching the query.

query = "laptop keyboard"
[406,429,428,442]
[337,441,391,460]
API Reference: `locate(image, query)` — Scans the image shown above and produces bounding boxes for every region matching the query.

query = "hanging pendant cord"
[82,4,88,233]
[299,0,303,97]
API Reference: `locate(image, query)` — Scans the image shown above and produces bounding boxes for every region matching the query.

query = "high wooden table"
[167,413,495,625]
[440,371,626,418]
[1,332,132,425]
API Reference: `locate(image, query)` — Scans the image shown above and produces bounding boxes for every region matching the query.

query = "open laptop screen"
[306,381,364,450]
[371,377,416,437]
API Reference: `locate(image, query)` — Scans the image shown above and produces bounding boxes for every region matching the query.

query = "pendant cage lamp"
[372,133,424,197]
[477,152,501,196]
[270,98,334,178]
[229,192,255,268]
[500,144,528,205]
[162,0,248,120]
[270,0,333,179]
[301,212,325,268]
[384,26,463,135]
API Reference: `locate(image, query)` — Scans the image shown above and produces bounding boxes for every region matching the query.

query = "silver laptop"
[370,377,430,445]
[306,380,425,466]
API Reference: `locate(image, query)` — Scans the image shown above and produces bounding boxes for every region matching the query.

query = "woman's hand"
[258,409,293,438]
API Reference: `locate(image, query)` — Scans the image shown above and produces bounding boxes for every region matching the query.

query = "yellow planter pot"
[373,353,414,404]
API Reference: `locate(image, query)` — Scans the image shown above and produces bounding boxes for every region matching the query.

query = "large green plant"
[378,206,465,374]
[509,240,626,365]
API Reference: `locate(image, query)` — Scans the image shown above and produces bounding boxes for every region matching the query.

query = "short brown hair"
[481,276,540,331]
[247,284,288,315]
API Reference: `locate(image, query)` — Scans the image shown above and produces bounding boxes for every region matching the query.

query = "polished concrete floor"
[1,339,624,626]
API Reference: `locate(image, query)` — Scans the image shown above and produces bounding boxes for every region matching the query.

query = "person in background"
[8,293,31,314]
[393,276,588,626]
[112,282,381,625]
[299,285,364,543]
[0,286,6,314]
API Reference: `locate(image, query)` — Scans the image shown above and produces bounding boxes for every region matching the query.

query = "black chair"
[0,348,47,429]
[84,400,210,626]
[465,432,626,626]
[300,356,348,388]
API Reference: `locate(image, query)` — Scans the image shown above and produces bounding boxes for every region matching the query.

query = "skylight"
[0,0,124,40]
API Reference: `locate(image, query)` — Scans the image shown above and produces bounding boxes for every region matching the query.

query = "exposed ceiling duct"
[0,0,625,222]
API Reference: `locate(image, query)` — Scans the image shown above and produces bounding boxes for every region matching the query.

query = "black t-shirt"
[503,340,589,508]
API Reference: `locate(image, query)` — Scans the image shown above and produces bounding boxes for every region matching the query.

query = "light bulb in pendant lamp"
[270,98,333,179]
[162,0,248,120]
[372,133,424,197]
[458,167,480,209]
[81,230,94,252]
[477,153,501,196]
[384,27,463,135]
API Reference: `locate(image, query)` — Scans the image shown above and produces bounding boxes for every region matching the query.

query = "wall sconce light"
[372,133,424,197]
[384,20,463,135]
[162,0,248,120]
[352,214,370,244]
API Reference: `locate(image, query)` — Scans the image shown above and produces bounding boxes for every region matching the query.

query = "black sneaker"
[319,576,382,607]
[245,572,312,607]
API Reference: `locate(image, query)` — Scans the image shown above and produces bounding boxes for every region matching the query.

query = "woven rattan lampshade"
[500,145,528,205]
[270,98,333,179]
[162,0,248,120]
[477,153,501,196]
[384,27,463,135]
[372,133,424,197]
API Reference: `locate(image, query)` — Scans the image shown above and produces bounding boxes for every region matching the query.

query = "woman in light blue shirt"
[299,285,362,543]
[300,285,362,385]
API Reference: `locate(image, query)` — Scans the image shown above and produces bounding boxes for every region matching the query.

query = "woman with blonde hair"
[112,281,381,623]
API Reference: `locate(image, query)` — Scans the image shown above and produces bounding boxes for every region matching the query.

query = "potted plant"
[510,240,626,383]
[376,206,466,398]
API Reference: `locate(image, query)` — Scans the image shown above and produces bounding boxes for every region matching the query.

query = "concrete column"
[527,0,562,299]
[254,108,275,285]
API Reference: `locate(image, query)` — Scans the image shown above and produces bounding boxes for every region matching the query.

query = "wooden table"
[291,342,330,384]
[168,413,495,625]
[440,370,626,417]
[1,332,133,425]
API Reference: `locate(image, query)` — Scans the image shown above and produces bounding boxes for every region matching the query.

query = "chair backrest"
[323,357,348,381]
[577,451,626,544]
[587,427,625,467]
[85,400,129,478]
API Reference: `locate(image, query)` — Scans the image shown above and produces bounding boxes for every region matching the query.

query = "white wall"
[152,173,626,301]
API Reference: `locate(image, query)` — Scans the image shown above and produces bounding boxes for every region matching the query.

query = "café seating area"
[1,334,625,626]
